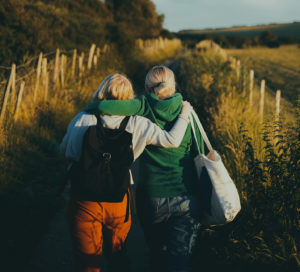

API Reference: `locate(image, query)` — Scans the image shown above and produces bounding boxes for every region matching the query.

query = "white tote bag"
[189,110,241,227]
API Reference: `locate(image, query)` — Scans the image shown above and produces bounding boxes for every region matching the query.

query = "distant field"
[179,22,300,39]
[225,45,300,104]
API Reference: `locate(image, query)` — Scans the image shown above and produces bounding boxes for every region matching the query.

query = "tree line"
[0,0,165,66]
[177,30,299,49]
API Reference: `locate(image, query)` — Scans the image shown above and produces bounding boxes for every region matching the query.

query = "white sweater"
[60,112,190,162]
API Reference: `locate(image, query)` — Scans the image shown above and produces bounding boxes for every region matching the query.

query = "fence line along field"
[0,37,182,129]
[0,43,106,127]
[225,45,300,104]
[176,45,299,271]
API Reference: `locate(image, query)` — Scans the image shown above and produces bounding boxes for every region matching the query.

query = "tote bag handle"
[189,110,213,154]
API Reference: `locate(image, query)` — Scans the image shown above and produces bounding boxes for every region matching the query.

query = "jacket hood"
[146,93,182,122]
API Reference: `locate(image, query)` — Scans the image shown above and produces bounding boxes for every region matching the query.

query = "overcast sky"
[152,0,300,31]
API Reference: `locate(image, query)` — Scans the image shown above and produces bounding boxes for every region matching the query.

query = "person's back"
[136,66,204,272]
[82,67,205,272]
[61,73,193,272]
[138,93,199,197]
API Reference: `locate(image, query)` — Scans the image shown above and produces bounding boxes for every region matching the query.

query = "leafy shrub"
[176,52,299,270]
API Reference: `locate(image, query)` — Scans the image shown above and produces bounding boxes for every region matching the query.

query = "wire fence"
[3,38,285,130]
[0,43,111,126]
[0,38,182,128]
[224,54,292,123]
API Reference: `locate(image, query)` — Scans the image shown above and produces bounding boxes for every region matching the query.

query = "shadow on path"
[27,163,150,272]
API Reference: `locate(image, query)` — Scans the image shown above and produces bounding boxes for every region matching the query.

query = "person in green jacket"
[85,66,205,272]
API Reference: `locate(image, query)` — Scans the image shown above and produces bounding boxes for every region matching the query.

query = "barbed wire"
[16,69,36,83]
[0,66,12,70]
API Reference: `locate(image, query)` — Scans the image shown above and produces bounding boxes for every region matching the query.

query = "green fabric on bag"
[84,93,205,197]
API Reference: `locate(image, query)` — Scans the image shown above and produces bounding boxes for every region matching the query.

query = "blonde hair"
[92,74,134,102]
[145,66,176,99]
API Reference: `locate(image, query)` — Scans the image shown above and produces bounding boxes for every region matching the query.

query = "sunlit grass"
[226,45,300,104]
[176,51,299,270]
[0,38,185,267]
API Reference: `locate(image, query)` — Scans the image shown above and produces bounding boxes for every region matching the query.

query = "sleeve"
[60,113,97,161]
[133,114,190,149]
[84,96,147,116]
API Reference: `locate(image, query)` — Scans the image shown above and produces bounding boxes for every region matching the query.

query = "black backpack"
[69,115,134,202]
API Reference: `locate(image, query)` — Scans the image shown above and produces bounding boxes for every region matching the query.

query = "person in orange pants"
[68,193,131,272]
[60,74,192,271]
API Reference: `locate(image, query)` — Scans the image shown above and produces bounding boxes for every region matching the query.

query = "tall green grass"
[176,51,299,271]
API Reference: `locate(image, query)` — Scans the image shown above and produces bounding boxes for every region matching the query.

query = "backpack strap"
[94,114,103,128]
[119,116,130,131]
[94,115,130,131]
[124,190,130,222]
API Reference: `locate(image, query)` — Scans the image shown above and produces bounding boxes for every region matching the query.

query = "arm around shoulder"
[138,101,192,148]
[84,96,147,116]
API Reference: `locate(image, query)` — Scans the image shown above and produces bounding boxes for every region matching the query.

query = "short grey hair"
[145,66,176,99]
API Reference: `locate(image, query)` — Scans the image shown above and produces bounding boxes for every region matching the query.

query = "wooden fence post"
[60,54,65,88]
[0,65,15,125]
[81,52,85,64]
[275,89,281,120]
[14,81,25,120]
[259,79,265,123]
[79,52,85,78]
[242,67,247,95]
[44,72,49,101]
[11,64,16,102]
[93,55,98,67]
[249,70,254,107]
[137,39,143,49]
[236,60,241,83]
[103,44,108,53]
[42,57,48,100]
[88,44,96,70]
[42,58,47,87]
[78,56,83,79]
[71,49,77,79]
[33,52,43,101]
[53,49,60,83]
[64,55,67,81]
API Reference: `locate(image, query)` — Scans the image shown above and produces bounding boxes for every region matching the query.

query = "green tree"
[260,30,279,48]
[105,0,164,39]
[0,0,164,65]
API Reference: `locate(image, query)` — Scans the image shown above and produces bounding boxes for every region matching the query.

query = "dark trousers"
[136,188,201,272]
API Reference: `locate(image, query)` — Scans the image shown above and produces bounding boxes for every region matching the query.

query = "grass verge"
[175,50,299,272]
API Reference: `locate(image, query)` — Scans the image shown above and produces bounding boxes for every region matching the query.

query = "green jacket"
[85,93,205,197]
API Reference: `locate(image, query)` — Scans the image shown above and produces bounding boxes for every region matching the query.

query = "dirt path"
[27,164,150,272]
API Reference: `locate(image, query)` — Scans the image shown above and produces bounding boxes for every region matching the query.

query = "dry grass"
[226,45,300,104]
[136,38,183,63]
[0,45,124,269]
[176,51,299,271]
[0,38,184,270]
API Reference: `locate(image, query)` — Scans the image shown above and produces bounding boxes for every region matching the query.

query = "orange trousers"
[68,193,131,272]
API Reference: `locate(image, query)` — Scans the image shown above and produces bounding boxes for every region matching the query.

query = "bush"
[175,52,299,270]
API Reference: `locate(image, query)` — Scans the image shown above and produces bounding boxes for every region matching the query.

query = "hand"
[181,101,193,115]
[207,150,216,161]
